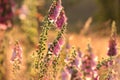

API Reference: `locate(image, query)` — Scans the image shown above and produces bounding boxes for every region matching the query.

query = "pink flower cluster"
[62,32,118,79]
[62,48,82,80]
[107,35,117,56]
[107,21,117,57]
[48,0,62,22]
[62,45,99,80]
[48,0,67,29]
[82,54,97,79]
[49,35,65,56]
[56,10,67,29]
[0,0,14,30]
[11,41,22,63]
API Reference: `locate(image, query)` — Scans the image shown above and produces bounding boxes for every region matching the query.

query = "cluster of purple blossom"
[48,34,65,57]
[44,0,67,60]
[0,0,14,30]
[48,0,67,29]
[62,44,98,80]
[61,38,117,80]
[61,21,118,80]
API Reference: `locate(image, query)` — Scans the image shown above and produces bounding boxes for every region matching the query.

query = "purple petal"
[48,0,62,22]
[55,10,67,29]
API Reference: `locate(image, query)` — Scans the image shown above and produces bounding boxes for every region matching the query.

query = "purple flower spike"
[53,42,61,56]
[82,54,97,79]
[55,10,67,29]
[107,37,117,56]
[11,42,22,63]
[48,0,62,22]
[107,21,117,56]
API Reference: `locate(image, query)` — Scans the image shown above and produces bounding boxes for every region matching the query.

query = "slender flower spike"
[55,10,67,29]
[107,21,117,56]
[81,44,98,79]
[73,48,82,68]
[11,41,22,63]
[87,43,97,65]
[48,0,62,22]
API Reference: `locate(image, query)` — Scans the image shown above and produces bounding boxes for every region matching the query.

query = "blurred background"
[0,0,120,80]
[31,0,120,33]
[1,0,120,33]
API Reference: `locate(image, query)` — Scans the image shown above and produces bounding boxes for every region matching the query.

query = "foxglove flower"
[87,44,97,68]
[0,0,13,29]
[73,48,82,68]
[107,21,117,56]
[53,42,61,56]
[82,55,93,77]
[82,54,97,79]
[48,41,62,56]
[107,37,117,56]
[48,0,62,22]
[11,42,22,63]
[55,10,67,29]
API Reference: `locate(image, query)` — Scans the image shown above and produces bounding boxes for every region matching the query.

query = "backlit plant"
[6,0,120,80]
[32,0,67,79]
